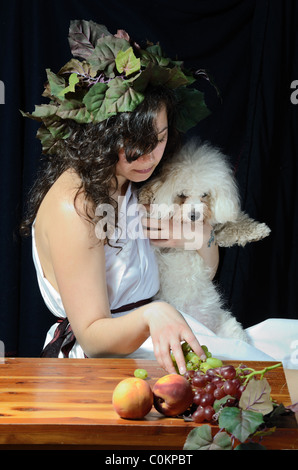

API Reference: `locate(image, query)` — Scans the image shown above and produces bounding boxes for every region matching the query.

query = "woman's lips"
[134,166,154,174]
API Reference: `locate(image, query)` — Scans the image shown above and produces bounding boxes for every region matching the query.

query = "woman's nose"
[140,152,155,162]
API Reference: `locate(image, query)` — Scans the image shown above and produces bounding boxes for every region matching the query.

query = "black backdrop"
[0,0,297,357]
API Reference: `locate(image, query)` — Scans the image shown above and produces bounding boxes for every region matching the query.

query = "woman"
[21,20,218,374]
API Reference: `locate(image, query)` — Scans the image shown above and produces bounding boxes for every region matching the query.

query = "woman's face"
[116,105,168,187]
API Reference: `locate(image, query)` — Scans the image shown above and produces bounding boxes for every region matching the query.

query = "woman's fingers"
[170,342,187,375]
[183,330,207,361]
[153,338,177,375]
[142,215,203,249]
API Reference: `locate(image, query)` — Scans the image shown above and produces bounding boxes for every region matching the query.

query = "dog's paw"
[214,213,271,247]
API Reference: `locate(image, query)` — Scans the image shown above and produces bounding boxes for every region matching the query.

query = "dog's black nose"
[189,210,201,222]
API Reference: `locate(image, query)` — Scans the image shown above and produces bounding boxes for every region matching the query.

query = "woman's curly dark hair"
[20,86,180,244]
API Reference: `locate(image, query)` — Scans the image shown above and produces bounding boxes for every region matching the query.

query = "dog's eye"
[201,192,208,198]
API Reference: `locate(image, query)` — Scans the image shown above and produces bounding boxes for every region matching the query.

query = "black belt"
[110,297,153,314]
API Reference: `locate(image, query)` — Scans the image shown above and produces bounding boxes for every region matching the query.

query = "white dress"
[32,184,298,368]
[32,183,160,358]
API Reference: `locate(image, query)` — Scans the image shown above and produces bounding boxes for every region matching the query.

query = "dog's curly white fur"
[138,140,271,342]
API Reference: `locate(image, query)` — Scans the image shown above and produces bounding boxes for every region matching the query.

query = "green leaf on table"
[213,395,235,413]
[183,425,232,450]
[218,407,264,443]
[235,442,267,450]
[115,47,141,77]
[239,378,273,415]
[264,403,298,428]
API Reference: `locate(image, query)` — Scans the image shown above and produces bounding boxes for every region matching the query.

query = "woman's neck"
[110,177,129,199]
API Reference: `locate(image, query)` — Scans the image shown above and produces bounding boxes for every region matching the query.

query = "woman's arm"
[44,194,205,374]
[196,221,219,279]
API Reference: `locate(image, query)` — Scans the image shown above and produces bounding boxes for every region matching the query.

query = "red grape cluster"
[184,365,247,423]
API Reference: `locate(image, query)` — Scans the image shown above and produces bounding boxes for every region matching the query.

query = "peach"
[152,374,193,417]
[112,377,153,419]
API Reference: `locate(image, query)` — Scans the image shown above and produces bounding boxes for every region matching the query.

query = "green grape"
[206,357,223,368]
[182,342,192,354]
[201,345,212,358]
[200,362,212,373]
[134,368,148,379]
[185,351,195,361]
[173,342,221,374]
[170,352,179,373]
[186,361,194,371]
[185,351,200,364]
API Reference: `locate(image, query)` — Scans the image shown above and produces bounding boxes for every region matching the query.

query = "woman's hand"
[143,301,206,374]
[142,210,210,250]
[142,213,219,278]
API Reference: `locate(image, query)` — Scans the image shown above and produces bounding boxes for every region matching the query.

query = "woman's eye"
[157,132,168,144]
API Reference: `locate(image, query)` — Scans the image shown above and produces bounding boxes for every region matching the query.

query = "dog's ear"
[138,178,174,209]
[138,181,160,205]
[210,176,240,224]
[138,174,178,219]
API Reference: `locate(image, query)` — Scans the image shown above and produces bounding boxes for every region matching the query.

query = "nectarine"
[153,374,193,416]
[112,377,153,419]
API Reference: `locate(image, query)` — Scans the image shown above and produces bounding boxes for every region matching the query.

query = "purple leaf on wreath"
[68,19,112,60]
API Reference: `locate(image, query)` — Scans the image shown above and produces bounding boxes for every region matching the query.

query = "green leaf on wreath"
[46,69,66,100]
[140,45,171,68]
[218,407,264,443]
[82,82,109,121]
[88,36,130,77]
[175,87,211,133]
[58,73,80,97]
[105,77,144,115]
[20,104,58,122]
[57,99,92,123]
[36,122,71,154]
[115,47,141,77]
[58,58,98,79]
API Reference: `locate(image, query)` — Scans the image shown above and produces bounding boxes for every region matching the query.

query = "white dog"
[138,140,270,342]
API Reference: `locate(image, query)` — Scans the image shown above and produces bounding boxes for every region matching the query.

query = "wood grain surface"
[0,358,297,450]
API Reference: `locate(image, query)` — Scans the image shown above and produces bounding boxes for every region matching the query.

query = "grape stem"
[238,362,282,385]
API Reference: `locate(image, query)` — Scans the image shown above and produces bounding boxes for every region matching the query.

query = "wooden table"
[0,358,297,450]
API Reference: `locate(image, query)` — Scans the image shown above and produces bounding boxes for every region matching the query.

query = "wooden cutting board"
[0,358,296,450]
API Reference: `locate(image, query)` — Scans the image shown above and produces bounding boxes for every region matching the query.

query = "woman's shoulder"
[36,169,93,235]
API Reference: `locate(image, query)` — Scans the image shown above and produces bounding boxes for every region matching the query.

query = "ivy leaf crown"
[21,19,211,154]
